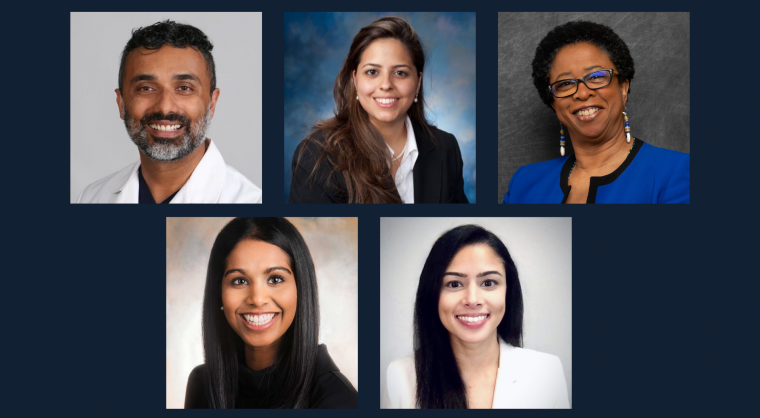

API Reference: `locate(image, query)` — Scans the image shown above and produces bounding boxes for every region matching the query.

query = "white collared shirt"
[387,116,418,204]
[76,139,262,203]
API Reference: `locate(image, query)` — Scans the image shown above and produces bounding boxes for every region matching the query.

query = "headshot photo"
[284,12,476,203]
[166,217,358,408]
[71,12,263,203]
[380,218,571,408]
[498,13,690,204]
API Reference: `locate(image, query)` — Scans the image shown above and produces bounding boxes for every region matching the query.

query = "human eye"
[231,277,248,286]
[394,70,408,77]
[177,85,194,92]
[268,275,285,285]
[136,85,155,93]
[482,279,499,287]
[444,281,463,289]
[365,69,378,76]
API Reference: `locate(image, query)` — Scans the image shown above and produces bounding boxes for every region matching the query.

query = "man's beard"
[123,104,211,162]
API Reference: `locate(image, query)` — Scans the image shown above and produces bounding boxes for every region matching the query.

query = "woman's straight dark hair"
[201,218,320,408]
[413,225,523,408]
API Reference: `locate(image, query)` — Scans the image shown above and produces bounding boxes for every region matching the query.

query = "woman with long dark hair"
[387,225,569,408]
[290,16,468,204]
[184,218,357,408]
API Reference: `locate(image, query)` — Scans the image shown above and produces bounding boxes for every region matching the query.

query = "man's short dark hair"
[118,20,216,94]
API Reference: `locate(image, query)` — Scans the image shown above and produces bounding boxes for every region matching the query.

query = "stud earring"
[623,107,631,143]
[414,93,418,103]
[356,94,359,100]
[560,123,566,157]
[220,306,224,311]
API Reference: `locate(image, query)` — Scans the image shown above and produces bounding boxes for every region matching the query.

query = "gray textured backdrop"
[497,12,690,202]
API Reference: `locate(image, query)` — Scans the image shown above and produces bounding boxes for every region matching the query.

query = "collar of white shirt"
[387,116,419,203]
[111,139,226,203]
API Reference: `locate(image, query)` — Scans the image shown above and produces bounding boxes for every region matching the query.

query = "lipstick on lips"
[572,106,602,122]
[240,312,279,331]
[373,97,400,108]
[456,313,490,329]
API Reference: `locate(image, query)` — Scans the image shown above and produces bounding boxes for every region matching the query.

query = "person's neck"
[139,139,208,202]
[572,131,630,175]
[450,333,500,378]
[372,117,407,155]
[245,342,278,371]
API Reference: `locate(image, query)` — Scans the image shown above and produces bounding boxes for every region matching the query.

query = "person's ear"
[620,79,630,105]
[115,89,125,120]
[208,88,221,119]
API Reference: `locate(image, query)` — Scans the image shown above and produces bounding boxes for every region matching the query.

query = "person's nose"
[463,283,482,308]
[246,279,269,307]
[573,80,594,100]
[379,71,393,91]
[153,87,180,116]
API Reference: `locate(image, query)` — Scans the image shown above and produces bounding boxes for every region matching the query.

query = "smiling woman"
[502,20,690,204]
[386,225,569,408]
[289,16,468,204]
[184,218,357,408]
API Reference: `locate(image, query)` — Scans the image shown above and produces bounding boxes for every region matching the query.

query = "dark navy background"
[3,0,754,414]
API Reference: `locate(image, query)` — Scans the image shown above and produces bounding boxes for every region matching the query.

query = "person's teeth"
[458,315,486,322]
[376,98,398,104]
[577,107,599,116]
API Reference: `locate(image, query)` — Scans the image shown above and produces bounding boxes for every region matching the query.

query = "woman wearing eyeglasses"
[502,21,689,204]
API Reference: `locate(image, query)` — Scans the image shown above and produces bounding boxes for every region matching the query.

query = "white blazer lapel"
[492,338,521,408]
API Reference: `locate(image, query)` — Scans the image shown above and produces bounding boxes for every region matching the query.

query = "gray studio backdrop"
[380,217,572,408]
[497,12,690,202]
[70,12,263,203]
[166,217,358,409]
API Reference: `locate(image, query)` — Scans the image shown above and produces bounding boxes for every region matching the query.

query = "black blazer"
[290,123,469,203]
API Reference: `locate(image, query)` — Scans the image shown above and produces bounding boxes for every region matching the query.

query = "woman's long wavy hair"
[296,16,436,203]
[201,218,320,408]
[413,225,524,408]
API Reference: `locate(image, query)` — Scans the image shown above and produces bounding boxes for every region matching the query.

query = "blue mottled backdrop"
[284,12,477,203]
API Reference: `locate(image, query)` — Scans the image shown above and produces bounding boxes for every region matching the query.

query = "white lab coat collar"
[113,139,226,203]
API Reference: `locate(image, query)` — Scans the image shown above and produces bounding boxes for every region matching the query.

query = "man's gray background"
[380,217,572,408]
[70,12,263,203]
[497,12,689,202]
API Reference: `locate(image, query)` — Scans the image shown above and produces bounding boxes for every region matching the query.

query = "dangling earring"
[414,93,419,103]
[356,94,359,100]
[623,107,631,143]
[560,123,566,157]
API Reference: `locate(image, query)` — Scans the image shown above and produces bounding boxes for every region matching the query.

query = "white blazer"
[387,338,570,409]
[76,140,262,203]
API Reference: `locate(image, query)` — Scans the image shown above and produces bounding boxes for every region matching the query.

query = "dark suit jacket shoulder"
[290,134,349,203]
[290,124,468,204]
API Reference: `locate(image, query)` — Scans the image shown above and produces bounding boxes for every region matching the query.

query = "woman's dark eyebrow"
[444,271,502,278]
[224,268,245,277]
[361,63,412,69]
[554,66,604,82]
[265,266,292,275]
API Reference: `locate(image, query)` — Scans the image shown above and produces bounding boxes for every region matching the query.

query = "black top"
[137,167,178,204]
[290,122,469,203]
[184,344,358,409]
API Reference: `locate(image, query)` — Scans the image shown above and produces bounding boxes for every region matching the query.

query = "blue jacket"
[503,140,690,204]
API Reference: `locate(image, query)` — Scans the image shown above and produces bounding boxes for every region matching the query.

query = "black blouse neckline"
[559,138,644,204]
